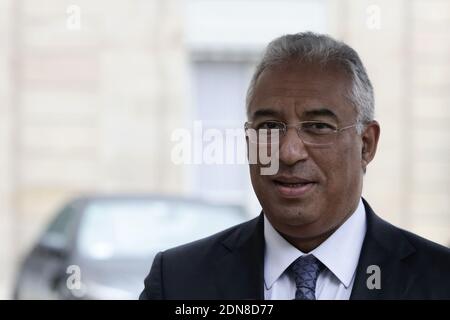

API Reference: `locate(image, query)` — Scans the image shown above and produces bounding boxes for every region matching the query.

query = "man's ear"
[361,120,380,172]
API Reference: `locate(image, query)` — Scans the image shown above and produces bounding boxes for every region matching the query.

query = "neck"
[282,201,360,252]
[283,227,337,253]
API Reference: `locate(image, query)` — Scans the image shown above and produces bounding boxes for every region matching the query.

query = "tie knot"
[290,254,324,300]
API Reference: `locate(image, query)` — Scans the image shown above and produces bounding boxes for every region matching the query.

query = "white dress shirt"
[264,198,367,300]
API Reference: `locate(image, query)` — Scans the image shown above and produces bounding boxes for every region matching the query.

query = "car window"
[77,200,246,260]
[47,206,75,235]
[42,204,78,248]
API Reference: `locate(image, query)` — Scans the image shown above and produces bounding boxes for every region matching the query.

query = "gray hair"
[246,32,374,133]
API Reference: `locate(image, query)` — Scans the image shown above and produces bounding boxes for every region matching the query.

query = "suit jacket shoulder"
[140,200,450,300]
[396,225,450,291]
[139,216,264,299]
[350,200,450,299]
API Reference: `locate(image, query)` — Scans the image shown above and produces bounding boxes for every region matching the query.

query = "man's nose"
[278,127,309,166]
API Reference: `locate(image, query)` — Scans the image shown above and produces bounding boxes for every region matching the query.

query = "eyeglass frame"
[244,120,359,146]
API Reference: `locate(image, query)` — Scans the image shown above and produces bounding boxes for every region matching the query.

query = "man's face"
[247,61,378,245]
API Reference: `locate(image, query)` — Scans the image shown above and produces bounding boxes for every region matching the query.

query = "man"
[140,32,450,300]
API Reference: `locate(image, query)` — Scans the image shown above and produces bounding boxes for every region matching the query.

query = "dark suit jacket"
[140,199,450,299]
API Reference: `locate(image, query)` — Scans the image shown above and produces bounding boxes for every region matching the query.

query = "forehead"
[248,61,355,120]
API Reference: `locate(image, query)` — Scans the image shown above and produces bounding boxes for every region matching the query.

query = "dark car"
[13,194,247,299]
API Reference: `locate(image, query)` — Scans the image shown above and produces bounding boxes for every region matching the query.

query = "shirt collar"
[264,198,367,289]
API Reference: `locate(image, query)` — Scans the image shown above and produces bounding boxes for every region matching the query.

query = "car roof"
[68,193,245,210]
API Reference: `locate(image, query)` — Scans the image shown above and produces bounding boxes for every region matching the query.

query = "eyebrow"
[251,108,282,120]
[251,107,339,121]
[302,108,339,121]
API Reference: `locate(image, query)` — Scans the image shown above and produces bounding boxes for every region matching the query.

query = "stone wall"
[0,0,448,299]
[330,0,450,245]
[0,0,187,298]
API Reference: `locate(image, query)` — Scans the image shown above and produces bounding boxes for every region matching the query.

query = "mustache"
[268,163,319,180]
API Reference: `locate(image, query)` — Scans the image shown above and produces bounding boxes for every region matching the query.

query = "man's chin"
[266,206,321,227]
[269,194,318,213]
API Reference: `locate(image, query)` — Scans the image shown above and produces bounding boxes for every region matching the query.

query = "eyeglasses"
[244,120,358,146]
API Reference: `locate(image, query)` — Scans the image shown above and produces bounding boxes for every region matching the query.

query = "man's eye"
[303,122,336,133]
[257,121,283,130]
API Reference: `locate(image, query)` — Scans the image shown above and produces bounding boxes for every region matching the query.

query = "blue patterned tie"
[291,255,323,300]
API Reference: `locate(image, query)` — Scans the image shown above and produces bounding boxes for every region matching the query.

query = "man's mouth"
[271,176,317,198]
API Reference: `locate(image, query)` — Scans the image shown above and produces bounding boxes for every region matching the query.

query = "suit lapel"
[211,200,417,300]
[214,214,265,299]
[350,199,416,299]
